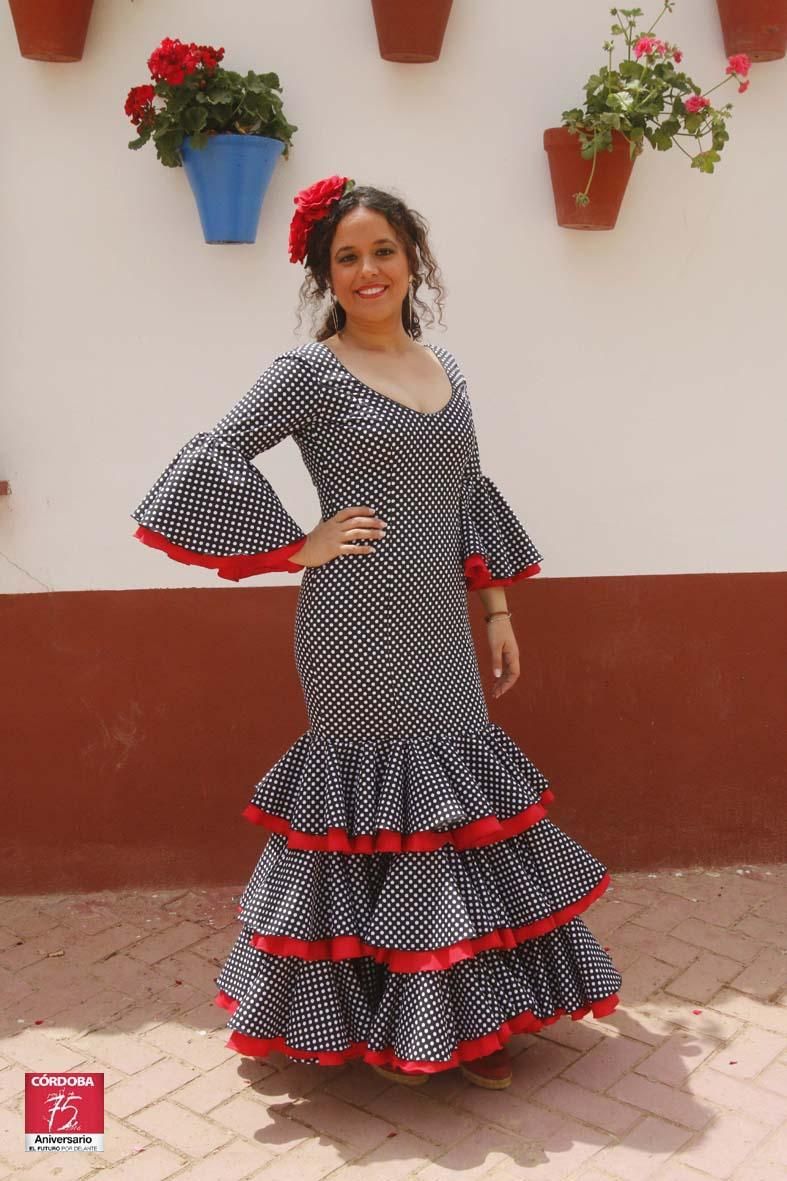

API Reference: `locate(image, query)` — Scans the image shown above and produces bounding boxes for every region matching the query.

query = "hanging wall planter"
[716,0,787,62]
[8,0,95,62]
[124,38,297,245]
[371,0,454,63]
[543,128,636,230]
[548,3,752,230]
[180,133,284,244]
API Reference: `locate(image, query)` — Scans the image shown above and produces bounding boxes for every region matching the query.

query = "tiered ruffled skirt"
[212,721,622,1075]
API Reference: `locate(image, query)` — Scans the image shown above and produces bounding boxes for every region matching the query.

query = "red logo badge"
[25,1072,104,1152]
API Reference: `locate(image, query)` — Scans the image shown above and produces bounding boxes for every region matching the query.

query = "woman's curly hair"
[294,185,447,342]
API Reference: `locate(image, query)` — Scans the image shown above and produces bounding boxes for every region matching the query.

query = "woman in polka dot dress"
[131,176,622,1090]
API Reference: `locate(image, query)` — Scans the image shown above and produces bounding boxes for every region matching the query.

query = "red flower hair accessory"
[289,174,355,264]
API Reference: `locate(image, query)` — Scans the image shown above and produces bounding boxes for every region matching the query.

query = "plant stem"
[701,76,734,99]
[672,139,694,160]
[580,126,635,200]
[644,1,671,37]
[582,141,600,198]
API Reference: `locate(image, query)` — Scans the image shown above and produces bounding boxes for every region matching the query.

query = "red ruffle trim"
[133,524,307,580]
[213,988,620,1073]
[241,788,556,853]
[240,872,611,973]
[464,555,541,592]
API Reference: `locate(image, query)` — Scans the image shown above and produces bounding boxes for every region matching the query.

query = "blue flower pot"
[179,133,285,244]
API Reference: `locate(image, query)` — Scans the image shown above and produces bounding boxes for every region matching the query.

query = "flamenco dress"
[131,341,622,1076]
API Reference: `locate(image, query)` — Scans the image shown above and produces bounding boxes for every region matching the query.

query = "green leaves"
[245,71,280,92]
[186,130,211,151]
[691,149,721,173]
[201,88,233,104]
[558,0,743,202]
[650,127,673,150]
[181,106,207,134]
[606,91,635,113]
[128,62,297,168]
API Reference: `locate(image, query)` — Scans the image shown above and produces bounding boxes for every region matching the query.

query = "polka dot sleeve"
[459,383,544,591]
[130,352,318,581]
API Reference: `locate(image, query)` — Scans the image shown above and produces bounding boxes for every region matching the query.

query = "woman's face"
[328,206,411,329]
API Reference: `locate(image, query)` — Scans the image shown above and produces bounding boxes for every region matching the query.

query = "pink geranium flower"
[683,94,710,114]
[634,36,657,58]
[726,54,751,78]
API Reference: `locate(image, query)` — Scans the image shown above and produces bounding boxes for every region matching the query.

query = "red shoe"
[460,1047,513,1089]
[372,1062,430,1086]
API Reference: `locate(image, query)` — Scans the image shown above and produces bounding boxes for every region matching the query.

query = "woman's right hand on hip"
[289,506,387,567]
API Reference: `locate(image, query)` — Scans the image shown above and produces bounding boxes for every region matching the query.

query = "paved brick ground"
[0,862,785,1179]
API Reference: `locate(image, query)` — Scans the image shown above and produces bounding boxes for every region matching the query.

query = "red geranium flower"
[147,37,225,87]
[191,43,225,74]
[124,84,156,128]
[147,37,192,85]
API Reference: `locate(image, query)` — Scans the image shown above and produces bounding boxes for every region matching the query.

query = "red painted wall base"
[1,571,783,894]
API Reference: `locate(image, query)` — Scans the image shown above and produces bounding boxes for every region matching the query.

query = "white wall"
[2,0,785,593]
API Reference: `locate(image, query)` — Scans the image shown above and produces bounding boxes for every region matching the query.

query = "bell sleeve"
[461,397,544,592]
[130,351,317,582]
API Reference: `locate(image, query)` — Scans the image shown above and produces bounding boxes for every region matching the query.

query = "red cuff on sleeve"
[133,525,307,581]
[464,554,541,591]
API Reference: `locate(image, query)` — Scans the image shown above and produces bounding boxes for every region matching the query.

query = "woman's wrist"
[478,586,508,615]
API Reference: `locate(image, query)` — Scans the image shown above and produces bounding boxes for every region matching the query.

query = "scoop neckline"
[311,339,457,418]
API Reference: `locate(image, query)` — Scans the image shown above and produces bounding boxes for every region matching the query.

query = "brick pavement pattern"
[0,863,785,1180]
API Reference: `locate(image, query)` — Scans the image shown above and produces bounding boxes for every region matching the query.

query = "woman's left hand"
[486,618,519,698]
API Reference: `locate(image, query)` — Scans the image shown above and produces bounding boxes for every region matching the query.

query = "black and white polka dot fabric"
[131,341,622,1073]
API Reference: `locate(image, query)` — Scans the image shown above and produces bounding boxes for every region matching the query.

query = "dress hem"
[213,988,621,1073]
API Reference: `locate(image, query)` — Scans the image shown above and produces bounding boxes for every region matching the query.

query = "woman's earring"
[331,296,339,335]
[407,283,414,334]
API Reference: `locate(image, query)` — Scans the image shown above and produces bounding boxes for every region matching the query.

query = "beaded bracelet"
[484,610,512,623]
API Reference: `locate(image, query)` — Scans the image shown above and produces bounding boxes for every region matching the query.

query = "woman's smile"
[354,284,389,300]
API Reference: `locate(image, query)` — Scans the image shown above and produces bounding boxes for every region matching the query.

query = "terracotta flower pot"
[8,0,95,62]
[543,127,637,231]
[371,0,454,63]
[716,0,787,62]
